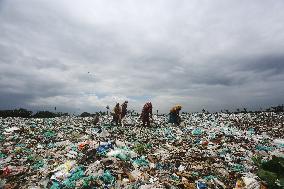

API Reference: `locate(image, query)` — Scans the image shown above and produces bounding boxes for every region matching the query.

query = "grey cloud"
[240,55,284,75]
[0,0,284,113]
[0,92,34,109]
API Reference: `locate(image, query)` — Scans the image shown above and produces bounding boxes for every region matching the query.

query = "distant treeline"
[0,105,283,118]
[201,105,284,114]
[0,109,108,118]
[80,110,139,117]
[0,109,111,118]
[0,108,69,118]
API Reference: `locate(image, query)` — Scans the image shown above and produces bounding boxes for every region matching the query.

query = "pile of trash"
[0,112,283,188]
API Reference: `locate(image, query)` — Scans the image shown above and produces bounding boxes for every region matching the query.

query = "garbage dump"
[0,112,283,188]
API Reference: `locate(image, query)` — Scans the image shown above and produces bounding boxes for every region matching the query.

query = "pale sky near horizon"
[0,0,284,113]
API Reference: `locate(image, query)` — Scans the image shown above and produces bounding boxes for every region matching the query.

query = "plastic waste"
[196,180,207,189]
[242,176,260,189]
[100,170,115,184]
[132,156,149,168]
[106,148,137,160]
[96,143,113,155]
[51,161,77,182]
[273,139,284,147]
[0,112,283,188]
[192,128,203,136]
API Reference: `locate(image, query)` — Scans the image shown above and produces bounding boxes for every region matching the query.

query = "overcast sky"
[0,0,284,113]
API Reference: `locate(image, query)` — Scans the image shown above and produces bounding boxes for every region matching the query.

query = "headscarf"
[113,103,121,114]
[170,105,182,113]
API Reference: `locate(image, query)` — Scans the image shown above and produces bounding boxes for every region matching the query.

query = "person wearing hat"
[169,105,182,126]
[140,102,153,127]
[112,103,122,125]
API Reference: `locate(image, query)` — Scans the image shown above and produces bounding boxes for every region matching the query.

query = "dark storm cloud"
[0,0,284,113]
[0,92,34,109]
[239,55,284,75]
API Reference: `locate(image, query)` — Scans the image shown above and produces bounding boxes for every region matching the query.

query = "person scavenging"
[93,112,100,125]
[140,102,153,127]
[112,103,121,125]
[121,101,128,119]
[168,105,182,125]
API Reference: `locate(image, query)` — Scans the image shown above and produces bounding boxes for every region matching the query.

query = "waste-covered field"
[0,112,283,189]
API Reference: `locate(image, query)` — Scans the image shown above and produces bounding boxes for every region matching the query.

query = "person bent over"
[169,105,182,126]
[112,103,121,125]
[121,101,128,119]
[140,102,153,127]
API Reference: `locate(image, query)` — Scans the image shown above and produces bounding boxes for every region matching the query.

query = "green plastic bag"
[100,170,115,184]
[191,128,203,136]
[132,156,149,167]
[0,153,7,158]
[44,130,56,138]
[50,181,61,189]
[0,134,4,142]
[32,160,44,169]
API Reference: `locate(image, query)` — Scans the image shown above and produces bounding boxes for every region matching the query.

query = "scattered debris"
[0,112,283,188]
